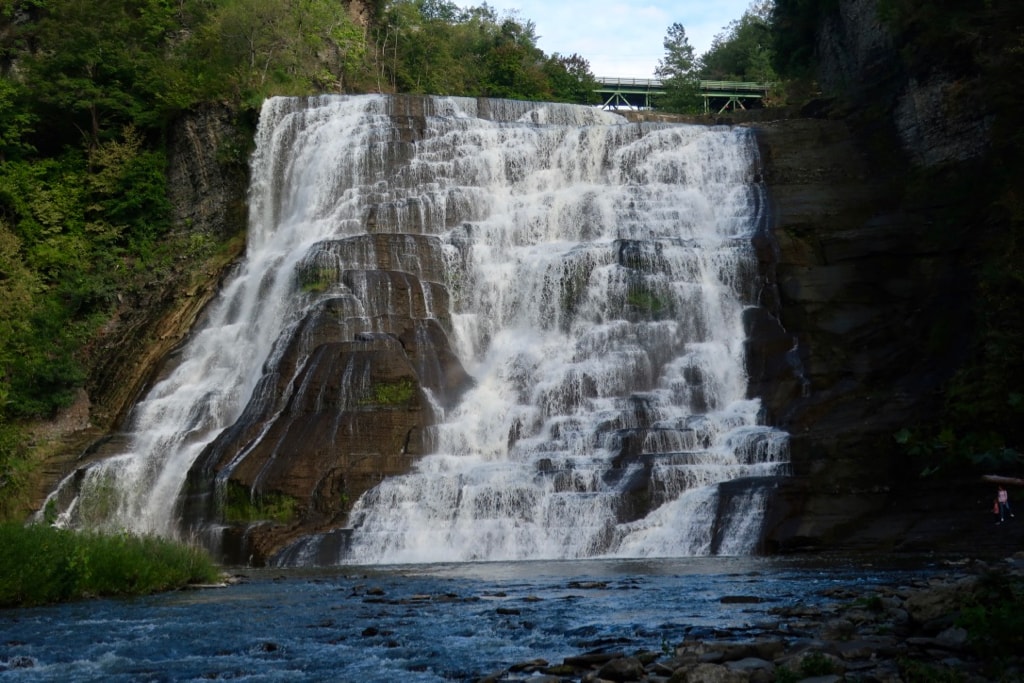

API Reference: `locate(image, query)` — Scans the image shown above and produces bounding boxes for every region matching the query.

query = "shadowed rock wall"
[750,117,973,550]
[749,0,999,552]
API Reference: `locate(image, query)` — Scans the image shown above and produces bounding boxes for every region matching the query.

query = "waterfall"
[41,95,788,564]
[41,96,390,536]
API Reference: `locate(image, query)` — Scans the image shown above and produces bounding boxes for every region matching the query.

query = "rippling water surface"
[0,557,944,682]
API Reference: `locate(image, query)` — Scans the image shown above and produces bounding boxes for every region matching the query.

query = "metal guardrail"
[595,77,770,93]
[594,78,773,113]
[597,77,666,88]
[699,80,769,92]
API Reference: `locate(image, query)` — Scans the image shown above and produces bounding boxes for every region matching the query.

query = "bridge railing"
[699,80,769,92]
[598,77,665,88]
[595,77,770,93]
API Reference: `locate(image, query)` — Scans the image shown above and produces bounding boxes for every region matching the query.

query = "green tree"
[544,53,599,105]
[655,22,703,113]
[0,123,171,420]
[481,18,549,99]
[702,2,777,82]
[189,0,366,105]
[374,2,576,102]
[0,78,36,162]
[374,0,458,93]
[0,219,40,422]
[21,0,180,148]
[770,0,837,78]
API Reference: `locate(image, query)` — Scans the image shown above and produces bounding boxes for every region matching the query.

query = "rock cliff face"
[182,231,473,563]
[751,0,997,551]
[165,104,251,241]
[84,104,250,432]
[751,116,972,550]
[816,0,992,168]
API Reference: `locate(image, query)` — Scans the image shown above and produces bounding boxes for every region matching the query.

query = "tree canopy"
[653,22,702,114]
[371,1,596,102]
[701,0,777,82]
[654,1,779,114]
[0,0,601,421]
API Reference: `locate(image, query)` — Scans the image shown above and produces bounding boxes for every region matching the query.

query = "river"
[0,555,946,681]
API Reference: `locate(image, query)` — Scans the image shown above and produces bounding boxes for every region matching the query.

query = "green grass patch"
[625,285,671,319]
[296,264,337,294]
[0,523,220,607]
[222,481,297,524]
[897,658,966,683]
[776,651,839,683]
[359,378,417,407]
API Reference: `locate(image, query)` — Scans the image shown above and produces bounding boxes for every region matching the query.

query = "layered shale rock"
[184,230,473,564]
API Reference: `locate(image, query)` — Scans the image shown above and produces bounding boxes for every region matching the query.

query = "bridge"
[594,77,770,113]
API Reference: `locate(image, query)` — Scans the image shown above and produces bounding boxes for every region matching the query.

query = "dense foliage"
[702,0,776,82]
[0,522,219,606]
[768,0,838,79]
[373,2,598,102]
[958,572,1024,675]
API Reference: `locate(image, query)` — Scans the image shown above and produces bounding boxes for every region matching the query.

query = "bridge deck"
[594,77,770,113]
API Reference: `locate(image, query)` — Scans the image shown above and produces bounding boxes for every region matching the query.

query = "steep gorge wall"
[87,106,250,429]
[752,116,973,550]
[753,0,999,552]
[30,105,250,513]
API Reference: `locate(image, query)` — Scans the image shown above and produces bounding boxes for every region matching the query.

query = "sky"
[457,0,758,78]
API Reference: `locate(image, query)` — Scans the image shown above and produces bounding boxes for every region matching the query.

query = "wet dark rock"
[509,658,548,672]
[1,656,35,670]
[563,651,625,667]
[724,658,773,675]
[483,557,1022,683]
[596,655,645,681]
[718,595,763,604]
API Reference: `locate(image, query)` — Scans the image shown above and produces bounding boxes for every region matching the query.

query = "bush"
[957,572,1024,671]
[0,523,220,607]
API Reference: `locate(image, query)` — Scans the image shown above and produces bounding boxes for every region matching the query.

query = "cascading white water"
[284,95,786,564]
[42,95,787,562]
[42,96,398,535]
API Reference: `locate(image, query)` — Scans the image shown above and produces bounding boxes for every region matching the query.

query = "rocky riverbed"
[478,554,1024,683]
[2,554,1021,681]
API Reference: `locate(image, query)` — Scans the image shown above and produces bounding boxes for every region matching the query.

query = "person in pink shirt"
[996,485,1014,524]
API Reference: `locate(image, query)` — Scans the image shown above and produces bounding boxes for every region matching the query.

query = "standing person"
[997,485,1014,523]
